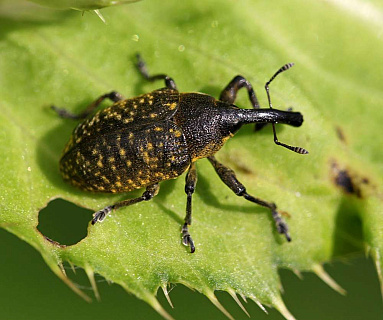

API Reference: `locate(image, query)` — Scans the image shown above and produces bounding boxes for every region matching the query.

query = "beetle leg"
[220,75,267,131]
[135,53,178,91]
[182,162,197,253]
[220,75,260,108]
[207,156,291,241]
[91,183,160,225]
[52,91,124,120]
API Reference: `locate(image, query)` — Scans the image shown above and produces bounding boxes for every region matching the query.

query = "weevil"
[53,54,308,253]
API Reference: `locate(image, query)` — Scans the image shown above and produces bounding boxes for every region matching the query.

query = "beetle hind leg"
[208,156,291,241]
[52,91,124,120]
[182,163,197,253]
[91,183,160,225]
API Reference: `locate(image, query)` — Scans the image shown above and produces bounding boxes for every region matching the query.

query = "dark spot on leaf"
[232,162,254,175]
[335,126,347,144]
[336,169,360,197]
[38,198,93,246]
[331,161,366,198]
[223,153,254,175]
[280,210,291,218]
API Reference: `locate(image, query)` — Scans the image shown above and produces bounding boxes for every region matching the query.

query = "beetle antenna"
[265,63,308,155]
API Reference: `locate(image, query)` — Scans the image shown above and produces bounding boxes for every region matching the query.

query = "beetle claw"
[92,206,112,225]
[182,224,195,253]
[183,235,195,253]
[276,220,291,242]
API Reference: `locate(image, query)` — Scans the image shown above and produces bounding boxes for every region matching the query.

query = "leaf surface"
[1,1,382,318]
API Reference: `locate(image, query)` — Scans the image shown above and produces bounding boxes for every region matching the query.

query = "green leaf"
[1,1,382,319]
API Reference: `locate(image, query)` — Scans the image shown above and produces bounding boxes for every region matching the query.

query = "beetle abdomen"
[60,120,190,193]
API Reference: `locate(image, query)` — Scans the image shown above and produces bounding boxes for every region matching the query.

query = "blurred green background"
[1,199,381,320]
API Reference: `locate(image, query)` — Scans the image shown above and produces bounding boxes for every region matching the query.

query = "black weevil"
[53,54,308,253]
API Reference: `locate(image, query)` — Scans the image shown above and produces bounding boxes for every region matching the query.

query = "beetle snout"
[288,111,304,127]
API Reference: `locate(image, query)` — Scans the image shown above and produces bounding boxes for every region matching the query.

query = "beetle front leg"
[52,91,124,120]
[135,54,178,91]
[220,75,260,108]
[182,162,197,253]
[207,156,291,241]
[220,75,268,131]
[92,183,160,224]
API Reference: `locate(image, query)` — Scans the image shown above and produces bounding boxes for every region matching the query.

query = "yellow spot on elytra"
[154,127,163,132]
[111,165,116,171]
[129,132,134,139]
[150,113,157,118]
[108,157,115,163]
[143,151,150,163]
[115,181,122,187]
[147,143,153,150]
[126,160,132,167]
[140,98,144,103]
[101,176,110,184]
[169,102,177,110]
[123,117,133,124]
[119,149,126,156]
[149,100,153,105]
[174,130,182,137]
[97,160,103,168]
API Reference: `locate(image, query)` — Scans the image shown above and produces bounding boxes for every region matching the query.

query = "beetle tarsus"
[272,209,291,241]
[182,223,195,253]
[51,105,79,119]
[92,206,112,225]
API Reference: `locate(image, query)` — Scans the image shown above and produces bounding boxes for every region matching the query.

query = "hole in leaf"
[38,198,93,246]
